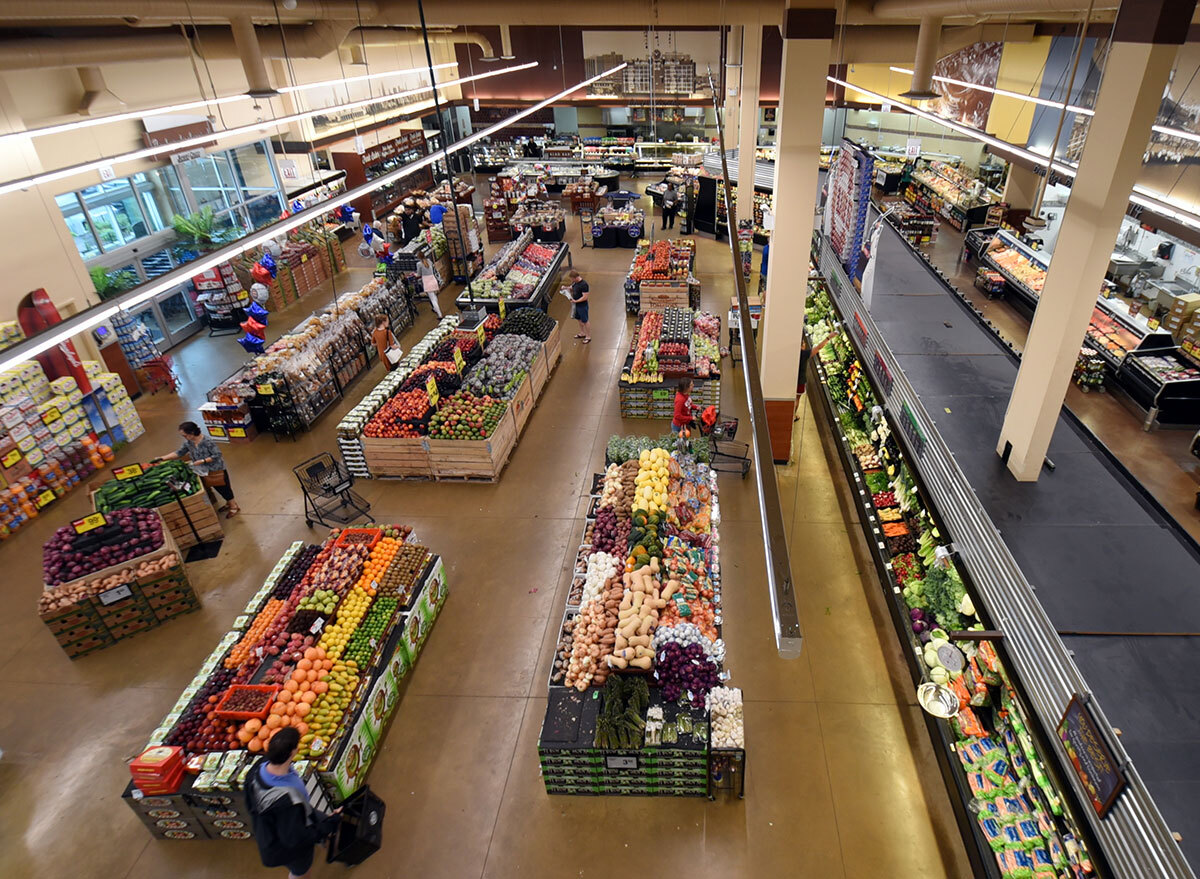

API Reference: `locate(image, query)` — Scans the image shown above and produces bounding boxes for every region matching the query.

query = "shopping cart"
[293,453,374,528]
[138,356,179,394]
[696,408,750,477]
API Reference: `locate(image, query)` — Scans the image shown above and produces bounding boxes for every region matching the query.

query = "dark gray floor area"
[866,216,1200,865]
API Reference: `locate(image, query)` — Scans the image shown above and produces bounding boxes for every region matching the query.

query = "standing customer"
[153,421,240,518]
[565,269,591,344]
[672,377,696,434]
[661,183,679,230]
[418,257,444,319]
[372,314,402,370]
[794,332,832,420]
[245,727,340,879]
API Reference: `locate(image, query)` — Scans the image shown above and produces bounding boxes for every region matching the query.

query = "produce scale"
[123,525,447,840]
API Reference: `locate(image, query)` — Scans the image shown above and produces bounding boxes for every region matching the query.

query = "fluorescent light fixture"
[833,74,1200,232]
[0,62,458,148]
[0,62,628,374]
[0,63,535,196]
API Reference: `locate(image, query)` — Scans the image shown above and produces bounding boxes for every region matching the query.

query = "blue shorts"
[573,302,589,323]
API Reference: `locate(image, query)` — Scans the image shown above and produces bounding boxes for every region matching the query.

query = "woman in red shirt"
[672,378,695,434]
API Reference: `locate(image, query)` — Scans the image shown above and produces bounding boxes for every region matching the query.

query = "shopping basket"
[293,452,374,528]
[695,408,750,477]
[326,785,386,865]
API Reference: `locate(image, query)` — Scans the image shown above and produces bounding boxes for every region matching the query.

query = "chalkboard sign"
[1057,694,1125,818]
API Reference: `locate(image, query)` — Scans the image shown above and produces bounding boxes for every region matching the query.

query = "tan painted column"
[759,8,837,462]
[736,22,762,217]
[996,0,1193,480]
[723,26,742,151]
[1001,161,1040,211]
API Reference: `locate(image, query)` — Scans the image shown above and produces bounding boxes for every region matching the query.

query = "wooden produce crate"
[361,436,432,479]
[511,376,535,435]
[91,482,222,551]
[530,349,548,399]
[425,405,517,481]
[638,281,690,314]
[543,321,562,371]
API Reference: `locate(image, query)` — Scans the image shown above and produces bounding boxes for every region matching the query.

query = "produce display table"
[454,231,569,313]
[91,461,223,550]
[623,239,699,313]
[125,529,448,839]
[540,450,744,798]
[592,207,644,249]
[340,314,563,481]
[618,308,721,419]
[38,509,196,658]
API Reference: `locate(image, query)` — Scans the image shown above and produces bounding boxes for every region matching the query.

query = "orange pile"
[357,536,401,598]
[237,647,333,752]
[225,599,284,669]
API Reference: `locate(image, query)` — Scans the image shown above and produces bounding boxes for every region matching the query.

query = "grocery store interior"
[3,2,1200,878]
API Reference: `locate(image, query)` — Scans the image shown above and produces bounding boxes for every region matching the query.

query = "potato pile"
[608,558,666,671]
[565,575,622,690]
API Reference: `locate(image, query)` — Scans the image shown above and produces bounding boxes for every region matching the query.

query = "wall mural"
[929,42,1002,130]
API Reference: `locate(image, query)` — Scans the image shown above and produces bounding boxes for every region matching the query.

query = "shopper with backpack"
[245,727,341,879]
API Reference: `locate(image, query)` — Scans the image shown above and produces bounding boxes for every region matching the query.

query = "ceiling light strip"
[0,63,535,197]
[0,63,628,374]
[0,62,458,147]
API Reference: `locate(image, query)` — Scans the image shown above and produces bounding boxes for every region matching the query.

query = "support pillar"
[995,0,1194,481]
[736,22,762,218]
[760,7,837,462]
[1001,161,1040,211]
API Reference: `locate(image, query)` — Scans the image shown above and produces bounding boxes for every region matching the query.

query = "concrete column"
[723,26,742,153]
[1001,161,1040,211]
[995,0,1194,481]
[759,7,837,462]
[736,22,762,217]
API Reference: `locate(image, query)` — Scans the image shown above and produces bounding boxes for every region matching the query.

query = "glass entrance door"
[156,289,201,346]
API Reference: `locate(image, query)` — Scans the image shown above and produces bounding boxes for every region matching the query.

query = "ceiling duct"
[499,24,515,60]
[230,16,277,98]
[900,16,941,101]
[76,66,125,115]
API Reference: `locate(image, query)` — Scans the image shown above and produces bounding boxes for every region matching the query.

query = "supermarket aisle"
[0,189,966,879]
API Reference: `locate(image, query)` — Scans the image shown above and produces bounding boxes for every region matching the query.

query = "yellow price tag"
[1,448,21,468]
[209,426,227,438]
[1099,287,1111,299]
[426,376,439,407]
[42,407,61,423]
[476,324,486,348]
[1184,340,1196,354]
[1147,318,1161,331]
[229,427,247,438]
[113,464,144,480]
[36,489,56,508]
[498,299,506,320]
[257,383,275,396]
[72,512,107,534]
[301,254,309,263]
[453,347,465,373]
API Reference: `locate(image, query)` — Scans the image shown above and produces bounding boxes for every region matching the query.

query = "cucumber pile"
[94,460,201,512]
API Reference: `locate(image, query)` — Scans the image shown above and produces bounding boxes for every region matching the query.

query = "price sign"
[98,583,134,606]
[1184,340,1196,354]
[209,426,227,438]
[229,427,247,438]
[476,324,486,348]
[453,347,465,373]
[2,448,21,468]
[426,376,439,407]
[605,755,638,770]
[1147,318,1161,331]
[72,512,107,534]
[498,298,506,319]
[1099,287,1111,299]
[256,383,275,396]
[113,463,144,480]
[301,254,308,263]
[36,489,56,508]
[42,406,61,423]
[1057,694,1126,817]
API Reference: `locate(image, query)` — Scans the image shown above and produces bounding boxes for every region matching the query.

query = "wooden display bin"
[425,406,517,481]
[361,436,432,479]
[530,350,548,399]
[511,376,534,435]
[639,282,690,313]
[91,482,223,551]
[543,322,562,371]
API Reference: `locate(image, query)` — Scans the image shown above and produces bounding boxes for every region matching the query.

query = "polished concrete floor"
[0,188,970,877]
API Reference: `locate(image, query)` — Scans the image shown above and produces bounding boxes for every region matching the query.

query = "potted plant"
[89,266,138,301]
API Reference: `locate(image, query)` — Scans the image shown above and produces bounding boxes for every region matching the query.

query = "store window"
[56,192,100,259]
[230,141,281,200]
[180,150,242,212]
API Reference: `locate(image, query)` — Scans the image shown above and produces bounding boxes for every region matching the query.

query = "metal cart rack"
[293,453,374,528]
